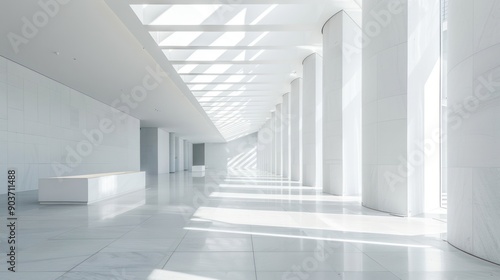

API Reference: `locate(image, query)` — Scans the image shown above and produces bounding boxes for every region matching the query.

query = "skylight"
[129,2,360,140]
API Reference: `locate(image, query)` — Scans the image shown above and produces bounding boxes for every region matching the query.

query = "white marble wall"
[323,12,362,195]
[140,128,158,175]
[282,93,290,179]
[140,127,170,175]
[290,78,303,181]
[302,54,323,188]
[0,56,140,194]
[447,0,500,265]
[206,133,258,171]
[274,104,282,176]
[362,0,440,216]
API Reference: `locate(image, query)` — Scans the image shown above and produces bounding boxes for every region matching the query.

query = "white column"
[290,78,303,182]
[447,0,500,265]
[322,11,362,196]
[302,53,323,187]
[183,140,189,171]
[362,0,440,216]
[257,128,265,171]
[267,118,273,174]
[275,104,282,176]
[187,142,193,171]
[270,111,276,174]
[282,93,291,179]
[264,119,271,173]
[176,137,184,172]
[140,128,159,175]
[169,132,176,173]
[259,119,272,174]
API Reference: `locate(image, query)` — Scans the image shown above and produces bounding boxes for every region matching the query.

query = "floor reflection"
[0,170,498,280]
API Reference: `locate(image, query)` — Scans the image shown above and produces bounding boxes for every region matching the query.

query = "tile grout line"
[159,218,191,269]
[251,234,258,280]
[57,214,157,276]
[360,251,403,280]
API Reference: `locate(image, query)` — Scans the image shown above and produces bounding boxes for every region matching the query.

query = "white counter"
[39,171,146,204]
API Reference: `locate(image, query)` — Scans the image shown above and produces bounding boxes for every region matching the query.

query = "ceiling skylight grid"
[130,1,361,141]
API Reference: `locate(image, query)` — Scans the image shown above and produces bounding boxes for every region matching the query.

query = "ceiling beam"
[146,25,314,32]
[181,73,284,76]
[201,102,274,106]
[197,96,278,100]
[178,71,293,75]
[161,45,296,50]
[171,60,291,64]
[192,90,286,93]
[129,0,326,4]
[187,82,277,85]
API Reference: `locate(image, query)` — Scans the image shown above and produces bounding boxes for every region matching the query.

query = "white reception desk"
[39,171,146,204]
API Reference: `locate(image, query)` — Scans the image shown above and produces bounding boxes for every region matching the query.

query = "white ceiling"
[1,0,361,143]
[123,0,361,141]
[0,0,224,143]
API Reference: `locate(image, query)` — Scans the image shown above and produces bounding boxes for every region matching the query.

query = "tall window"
[440,0,448,208]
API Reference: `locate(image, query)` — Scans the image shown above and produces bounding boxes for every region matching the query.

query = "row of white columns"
[257,11,361,195]
[257,2,441,214]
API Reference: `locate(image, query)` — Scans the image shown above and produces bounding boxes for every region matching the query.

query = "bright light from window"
[159,32,202,46]
[224,179,299,184]
[191,75,218,83]
[184,227,432,248]
[249,32,269,46]
[198,97,218,102]
[226,8,247,25]
[148,5,222,25]
[218,184,320,190]
[210,192,354,202]
[191,207,447,236]
[190,84,207,91]
[177,64,199,74]
[199,91,224,97]
[187,49,226,61]
[250,50,265,61]
[215,84,232,90]
[250,4,278,25]
[229,91,244,96]
[232,51,248,61]
[246,76,257,83]
[210,32,245,47]
[148,269,217,280]
[205,64,232,74]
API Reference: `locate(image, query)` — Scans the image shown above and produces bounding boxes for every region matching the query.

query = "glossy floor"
[0,170,499,280]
